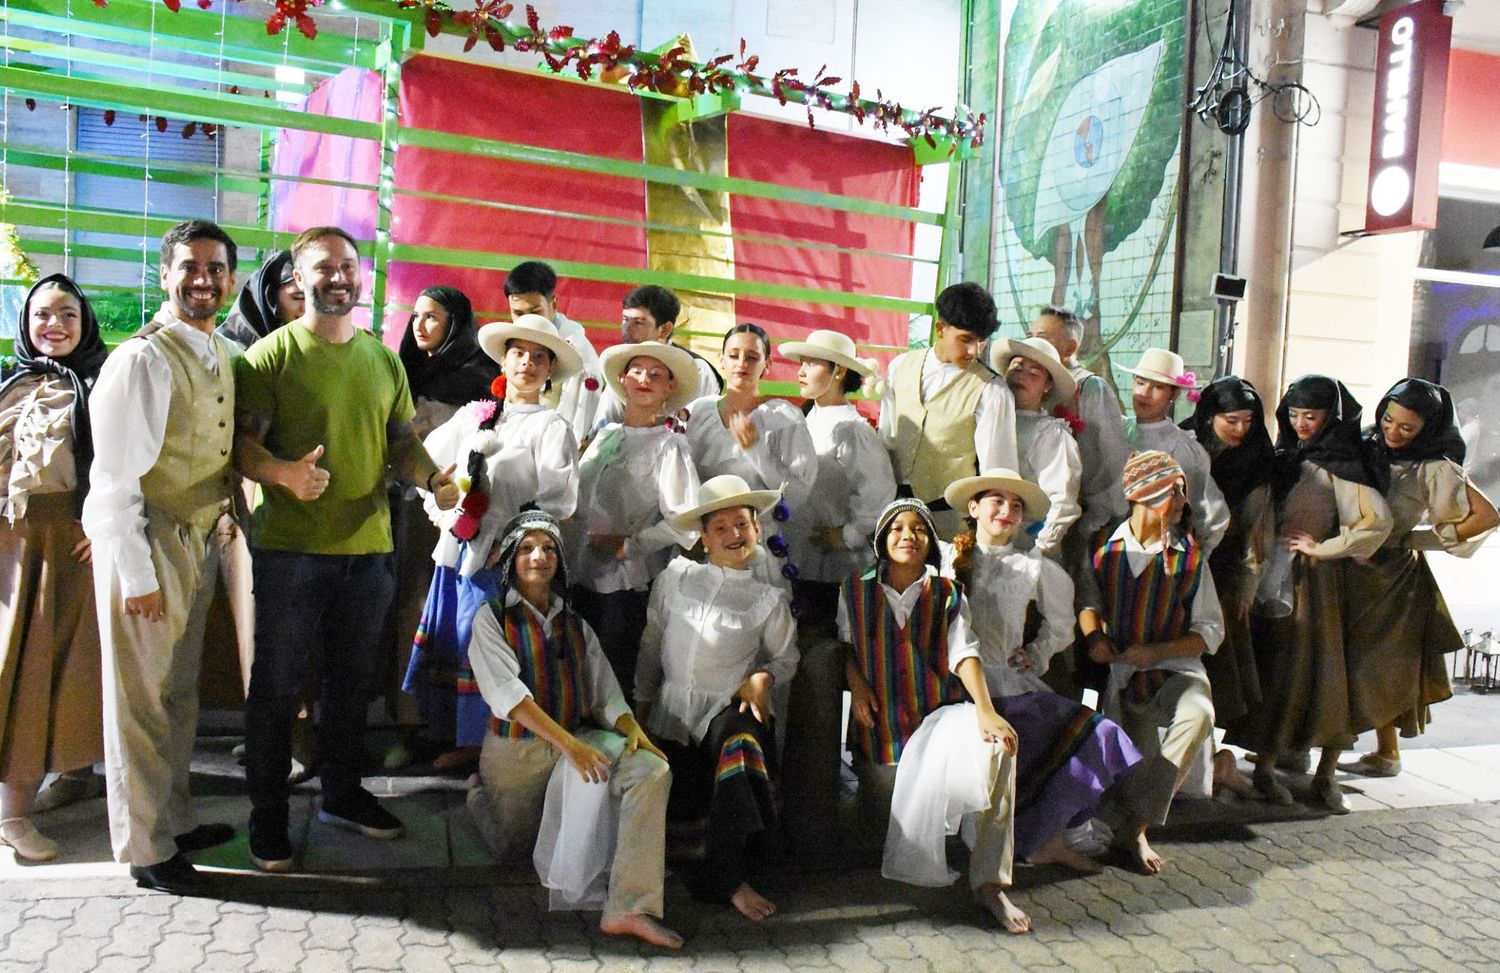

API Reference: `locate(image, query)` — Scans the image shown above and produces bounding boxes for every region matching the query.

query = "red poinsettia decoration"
[1053,403,1086,435]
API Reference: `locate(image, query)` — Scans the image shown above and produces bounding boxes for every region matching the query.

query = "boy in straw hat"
[1076,450,1223,874]
[842,498,1030,933]
[878,283,1018,538]
[1028,305,1130,541]
[635,474,799,922]
[567,340,702,695]
[505,261,604,445]
[403,312,583,774]
[776,329,896,852]
[594,285,723,428]
[992,336,1082,560]
[465,511,682,948]
[1123,347,1230,555]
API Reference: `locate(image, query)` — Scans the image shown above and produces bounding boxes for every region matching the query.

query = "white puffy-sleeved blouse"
[635,556,799,746]
[788,403,896,584]
[964,542,1076,697]
[684,395,817,511]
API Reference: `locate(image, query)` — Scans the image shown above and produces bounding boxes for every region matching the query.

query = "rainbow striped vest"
[844,569,967,765]
[487,599,591,740]
[1091,529,1205,649]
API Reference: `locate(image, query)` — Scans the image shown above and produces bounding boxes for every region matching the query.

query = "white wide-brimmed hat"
[599,340,698,415]
[477,313,583,381]
[779,329,877,378]
[669,474,782,532]
[991,336,1077,404]
[1125,347,1194,388]
[943,467,1052,525]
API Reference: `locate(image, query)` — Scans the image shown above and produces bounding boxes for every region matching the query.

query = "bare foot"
[731,883,776,922]
[976,884,1031,934]
[600,913,684,949]
[1027,834,1103,875]
[1116,828,1163,875]
[1213,749,1258,799]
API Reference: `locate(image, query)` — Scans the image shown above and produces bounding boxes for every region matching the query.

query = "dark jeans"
[569,585,650,704]
[245,550,396,815]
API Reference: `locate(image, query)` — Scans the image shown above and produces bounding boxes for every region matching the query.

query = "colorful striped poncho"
[486,597,591,739]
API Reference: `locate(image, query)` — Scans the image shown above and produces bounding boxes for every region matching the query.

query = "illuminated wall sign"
[1363,0,1451,234]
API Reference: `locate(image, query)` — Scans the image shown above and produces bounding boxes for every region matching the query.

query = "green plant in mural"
[1000,0,1184,320]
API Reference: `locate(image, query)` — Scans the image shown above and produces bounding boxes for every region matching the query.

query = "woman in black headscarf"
[216,249,302,352]
[0,275,108,861]
[386,286,500,768]
[1186,379,1275,719]
[1185,376,1276,797]
[1342,379,1498,778]
[398,286,499,437]
[1225,376,1393,813]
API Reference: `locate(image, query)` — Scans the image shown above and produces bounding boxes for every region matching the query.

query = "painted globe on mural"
[1074,115,1104,168]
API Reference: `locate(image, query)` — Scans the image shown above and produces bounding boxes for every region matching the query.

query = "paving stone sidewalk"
[3,799,1498,973]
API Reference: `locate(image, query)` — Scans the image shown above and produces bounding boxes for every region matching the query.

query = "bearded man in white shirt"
[84,219,241,895]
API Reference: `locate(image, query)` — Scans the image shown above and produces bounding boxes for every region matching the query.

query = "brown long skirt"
[1204,544,1263,728]
[1226,555,1353,754]
[0,491,103,781]
[1344,547,1459,737]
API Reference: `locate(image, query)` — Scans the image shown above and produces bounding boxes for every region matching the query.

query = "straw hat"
[942,468,1051,525]
[599,340,698,414]
[779,329,876,378]
[991,336,1077,404]
[477,313,583,381]
[1125,347,1195,388]
[669,474,782,532]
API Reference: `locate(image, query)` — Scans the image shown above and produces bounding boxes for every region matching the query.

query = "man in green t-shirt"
[234,226,460,873]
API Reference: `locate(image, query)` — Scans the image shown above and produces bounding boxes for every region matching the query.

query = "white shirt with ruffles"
[1016,409,1083,559]
[635,556,799,746]
[0,374,77,523]
[422,400,578,576]
[684,395,817,511]
[788,403,896,585]
[567,422,700,594]
[964,541,1076,697]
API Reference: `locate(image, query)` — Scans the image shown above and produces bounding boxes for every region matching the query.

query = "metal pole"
[1215,0,1251,375]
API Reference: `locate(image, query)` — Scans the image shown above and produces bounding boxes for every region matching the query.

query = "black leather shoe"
[130,853,207,895]
[175,823,236,854]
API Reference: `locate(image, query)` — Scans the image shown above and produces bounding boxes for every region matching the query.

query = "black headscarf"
[1,274,109,504]
[217,249,294,351]
[397,286,499,407]
[1369,378,1466,465]
[1184,375,1274,507]
[1273,375,1385,491]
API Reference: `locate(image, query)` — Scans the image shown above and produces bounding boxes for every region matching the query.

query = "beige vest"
[888,350,992,503]
[135,319,235,532]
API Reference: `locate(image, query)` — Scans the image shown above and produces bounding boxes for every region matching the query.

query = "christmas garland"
[80,0,985,150]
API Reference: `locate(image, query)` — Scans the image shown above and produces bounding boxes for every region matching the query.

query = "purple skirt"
[996,691,1142,858]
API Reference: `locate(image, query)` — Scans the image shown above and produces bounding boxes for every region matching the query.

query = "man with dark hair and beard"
[233,226,461,873]
[84,219,241,894]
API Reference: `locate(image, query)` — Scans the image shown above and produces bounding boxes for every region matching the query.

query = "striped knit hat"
[1121,449,1186,512]
[872,498,943,569]
[495,509,570,597]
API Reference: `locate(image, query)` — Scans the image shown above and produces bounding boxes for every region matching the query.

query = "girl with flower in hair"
[404,314,581,769]
[1342,379,1497,778]
[0,275,108,861]
[566,341,701,695]
[842,498,1030,934]
[465,510,681,949]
